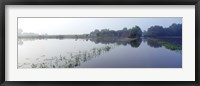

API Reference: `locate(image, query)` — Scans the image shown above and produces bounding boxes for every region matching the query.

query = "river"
[18,37,182,68]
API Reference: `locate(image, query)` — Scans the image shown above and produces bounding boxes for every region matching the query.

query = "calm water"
[18,37,182,68]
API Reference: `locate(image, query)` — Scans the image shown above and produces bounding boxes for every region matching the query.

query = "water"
[18,37,182,68]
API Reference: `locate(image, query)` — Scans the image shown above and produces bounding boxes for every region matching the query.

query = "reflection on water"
[145,38,182,51]
[23,46,115,68]
[146,38,162,48]
[18,37,182,68]
[130,38,142,48]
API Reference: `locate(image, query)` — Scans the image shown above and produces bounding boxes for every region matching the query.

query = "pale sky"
[18,18,182,35]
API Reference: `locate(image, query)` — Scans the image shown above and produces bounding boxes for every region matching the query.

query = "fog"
[18,17,182,35]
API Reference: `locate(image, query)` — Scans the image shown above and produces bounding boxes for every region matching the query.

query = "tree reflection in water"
[18,37,181,68]
[145,38,182,51]
[129,38,142,48]
[146,38,162,48]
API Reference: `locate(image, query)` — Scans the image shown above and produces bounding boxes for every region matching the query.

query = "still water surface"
[18,38,182,68]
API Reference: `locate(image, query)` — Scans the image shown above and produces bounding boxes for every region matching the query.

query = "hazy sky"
[18,18,182,35]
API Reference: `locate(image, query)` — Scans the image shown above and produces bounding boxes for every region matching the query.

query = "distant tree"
[146,25,165,37]
[90,26,142,38]
[144,23,182,37]
[129,26,142,38]
[90,29,100,37]
[121,27,130,37]
[89,23,182,38]
[166,23,182,36]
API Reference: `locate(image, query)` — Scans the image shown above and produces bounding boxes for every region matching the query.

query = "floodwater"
[18,37,182,68]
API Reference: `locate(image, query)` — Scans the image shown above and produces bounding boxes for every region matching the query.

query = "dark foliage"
[90,26,142,38]
[143,23,182,37]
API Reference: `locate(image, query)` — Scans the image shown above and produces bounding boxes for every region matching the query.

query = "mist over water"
[18,37,182,68]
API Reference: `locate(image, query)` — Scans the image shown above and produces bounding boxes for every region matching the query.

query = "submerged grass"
[158,41,182,51]
[147,38,182,51]
[19,45,115,68]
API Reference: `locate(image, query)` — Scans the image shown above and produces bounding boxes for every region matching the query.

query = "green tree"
[144,23,182,37]
[129,26,142,38]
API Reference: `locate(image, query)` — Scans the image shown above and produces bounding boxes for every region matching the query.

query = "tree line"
[90,23,182,38]
[143,23,182,37]
[90,26,142,38]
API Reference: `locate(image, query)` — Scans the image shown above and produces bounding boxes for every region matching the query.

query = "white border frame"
[5,5,195,81]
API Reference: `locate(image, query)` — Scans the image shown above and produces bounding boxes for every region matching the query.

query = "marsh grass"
[158,41,182,51]
[147,38,182,51]
[19,45,115,68]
